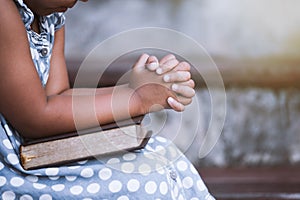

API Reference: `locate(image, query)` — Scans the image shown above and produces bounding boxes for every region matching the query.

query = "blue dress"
[0,0,215,199]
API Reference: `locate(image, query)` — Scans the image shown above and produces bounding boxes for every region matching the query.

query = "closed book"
[20,116,151,170]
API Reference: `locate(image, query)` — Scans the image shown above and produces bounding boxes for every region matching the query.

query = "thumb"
[133,54,149,69]
[146,55,159,71]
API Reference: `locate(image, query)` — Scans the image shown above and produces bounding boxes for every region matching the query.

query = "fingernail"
[191,89,196,96]
[163,75,170,82]
[156,68,163,75]
[147,63,158,70]
[172,84,178,91]
[167,97,175,104]
[167,97,185,111]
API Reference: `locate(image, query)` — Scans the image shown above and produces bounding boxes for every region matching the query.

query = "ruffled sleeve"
[14,0,65,32]
[53,13,66,31]
[14,0,34,30]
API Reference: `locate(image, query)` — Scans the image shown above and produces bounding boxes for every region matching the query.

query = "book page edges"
[20,124,148,170]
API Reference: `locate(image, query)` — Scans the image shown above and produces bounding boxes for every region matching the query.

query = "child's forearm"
[19,85,143,139]
[59,84,128,96]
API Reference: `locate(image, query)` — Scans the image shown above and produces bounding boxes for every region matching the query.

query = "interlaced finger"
[173,61,191,71]
[159,54,176,65]
[167,97,185,112]
[156,58,179,75]
[146,56,159,71]
[176,95,193,106]
[176,79,195,88]
[171,84,195,98]
[163,71,191,83]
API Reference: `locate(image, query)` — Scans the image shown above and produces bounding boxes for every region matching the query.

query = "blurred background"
[65,0,300,199]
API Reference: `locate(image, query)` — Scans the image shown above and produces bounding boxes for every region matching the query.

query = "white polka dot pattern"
[117,196,129,200]
[33,183,47,190]
[107,158,120,164]
[39,194,52,200]
[7,153,19,165]
[145,181,157,194]
[3,139,13,149]
[51,184,65,192]
[70,185,83,195]
[0,161,4,170]
[45,168,59,176]
[80,168,94,178]
[109,180,122,193]
[138,164,152,176]
[20,194,34,200]
[65,176,77,182]
[2,191,16,200]
[176,160,188,171]
[122,153,136,161]
[0,111,215,200]
[159,181,168,195]
[98,168,112,180]
[182,177,194,189]
[0,176,7,187]
[127,179,140,192]
[10,177,24,187]
[26,175,38,183]
[121,162,135,174]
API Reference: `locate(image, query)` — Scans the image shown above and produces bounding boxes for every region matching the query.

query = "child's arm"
[0,1,140,138]
[0,0,194,139]
[46,27,194,111]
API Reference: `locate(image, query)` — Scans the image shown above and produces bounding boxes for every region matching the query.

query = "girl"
[0,0,214,199]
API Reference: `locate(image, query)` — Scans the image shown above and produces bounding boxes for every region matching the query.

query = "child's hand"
[145,54,195,112]
[129,54,177,114]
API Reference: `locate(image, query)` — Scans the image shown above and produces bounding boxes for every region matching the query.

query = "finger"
[146,56,159,71]
[173,61,191,72]
[177,79,195,89]
[156,59,179,75]
[171,84,195,98]
[167,97,185,112]
[133,54,150,69]
[163,71,191,83]
[147,55,159,64]
[159,54,176,65]
[176,96,193,106]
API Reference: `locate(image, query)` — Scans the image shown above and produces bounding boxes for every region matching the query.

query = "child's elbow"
[15,120,47,139]
[11,111,54,139]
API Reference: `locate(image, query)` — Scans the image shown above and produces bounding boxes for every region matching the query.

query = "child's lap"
[0,133,213,199]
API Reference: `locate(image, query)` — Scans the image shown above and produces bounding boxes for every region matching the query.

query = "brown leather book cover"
[20,116,151,170]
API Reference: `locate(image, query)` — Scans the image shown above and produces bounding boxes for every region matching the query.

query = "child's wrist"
[126,87,146,117]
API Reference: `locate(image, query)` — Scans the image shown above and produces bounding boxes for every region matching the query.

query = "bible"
[20,116,151,170]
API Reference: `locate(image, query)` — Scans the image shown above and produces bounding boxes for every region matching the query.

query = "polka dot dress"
[0,122,214,199]
[0,1,215,199]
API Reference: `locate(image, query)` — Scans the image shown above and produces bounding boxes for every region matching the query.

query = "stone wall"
[65,0,300,59]
[151,87,300,167]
